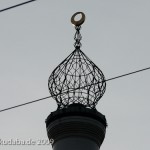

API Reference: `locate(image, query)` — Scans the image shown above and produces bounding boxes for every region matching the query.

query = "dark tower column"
[46,104,107,150]
[46,12,107,150]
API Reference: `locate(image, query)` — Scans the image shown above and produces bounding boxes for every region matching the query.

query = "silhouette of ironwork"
[48,13,106,109]
[74,26,82,49]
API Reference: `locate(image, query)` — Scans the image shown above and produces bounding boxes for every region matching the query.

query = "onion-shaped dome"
[48,48,106,109]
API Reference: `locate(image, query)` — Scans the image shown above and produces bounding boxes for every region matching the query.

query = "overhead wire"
[0,1,149,113]
[0,0,37,13]
[0,66,150,113]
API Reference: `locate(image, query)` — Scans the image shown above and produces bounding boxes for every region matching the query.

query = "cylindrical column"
[46,104,107,150]
[53,137,99,150]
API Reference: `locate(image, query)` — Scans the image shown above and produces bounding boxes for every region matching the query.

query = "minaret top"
[48,12,106,109]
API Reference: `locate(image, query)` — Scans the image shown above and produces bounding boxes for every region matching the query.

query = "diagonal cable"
[0,0,37,13]
[0,66,150,113]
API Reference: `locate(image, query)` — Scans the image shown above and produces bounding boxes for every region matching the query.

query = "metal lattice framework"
[48,12,106,109]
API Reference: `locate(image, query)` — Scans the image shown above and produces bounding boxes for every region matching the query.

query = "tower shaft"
[46,104,107,150]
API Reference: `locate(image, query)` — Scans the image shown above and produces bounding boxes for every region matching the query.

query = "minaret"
[46,12,107,150]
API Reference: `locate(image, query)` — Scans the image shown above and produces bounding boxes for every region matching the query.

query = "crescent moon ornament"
[71,12,85,26]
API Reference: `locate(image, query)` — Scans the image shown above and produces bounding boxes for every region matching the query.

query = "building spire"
[46,12,107,150]
[48,12,106,109]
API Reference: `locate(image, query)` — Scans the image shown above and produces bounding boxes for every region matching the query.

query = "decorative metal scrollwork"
[48,12,106,109]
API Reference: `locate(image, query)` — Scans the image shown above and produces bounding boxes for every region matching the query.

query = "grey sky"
[0,0,150,150]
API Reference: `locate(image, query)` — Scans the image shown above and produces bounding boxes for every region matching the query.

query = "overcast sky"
[0,0,150,150]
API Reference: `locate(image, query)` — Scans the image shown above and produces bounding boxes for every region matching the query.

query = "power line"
[0,0,37,13]
[105,66,150,82]
[0,96,51,113]
[0,66,150,113]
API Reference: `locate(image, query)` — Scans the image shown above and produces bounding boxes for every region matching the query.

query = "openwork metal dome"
[48,12,106,109]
